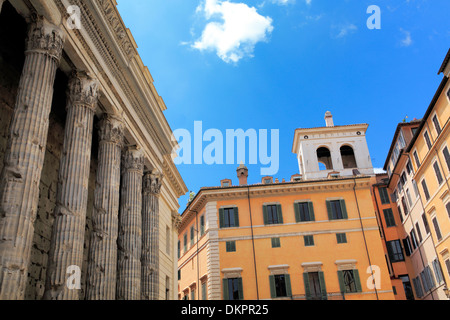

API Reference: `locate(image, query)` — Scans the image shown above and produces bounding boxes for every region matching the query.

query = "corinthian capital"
[143,170,164,196]
[26,15,65,62]
[98,114,124,146]
[67,71,100,109]
[122,147,144,172]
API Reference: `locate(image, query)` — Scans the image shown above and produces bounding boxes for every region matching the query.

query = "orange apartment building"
[177,113,395,300]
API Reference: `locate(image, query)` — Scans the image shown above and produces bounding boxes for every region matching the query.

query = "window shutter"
[340,200,348,219]
[308,202,315,221]
[285,274,292,297]
[223,279,229,300]
[326,200,333,220]
[234,207,240,227]
[353,270,362,292]
[318,272,327,300]
[269,275,276,299]
[294,203,301,223]
[276,204,283,224]
[303,273,311,300]
[337,271,345,294]
[263,205,269,225]
[219,208,225,228]
[238,278,244,300]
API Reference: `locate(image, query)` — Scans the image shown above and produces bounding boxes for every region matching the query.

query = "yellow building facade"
[177,113,395,300]
[405,50,450,297]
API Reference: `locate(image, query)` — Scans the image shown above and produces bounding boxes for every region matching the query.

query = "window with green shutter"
[336,233,347,244]
[304,235,314,247]
[183,233,187,253]
[190,226,195,246]
[378,187,390,204]
[223,278,243,300]
[269,274,291,298]
[338,269,362,294]
[295,202,315,223]
[383,208,396,227]
[304,272,327,300]
[219,207,240,228]
[271,238,281,248]
[200,215,205,236]
[263,204,283,225]
[202,282,207,300]
[326,200,348,220]
[226,241,236,252]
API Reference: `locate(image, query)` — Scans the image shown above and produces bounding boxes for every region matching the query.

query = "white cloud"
[333,23,358,39]
[192,0,274,63]
[399,29,413,47]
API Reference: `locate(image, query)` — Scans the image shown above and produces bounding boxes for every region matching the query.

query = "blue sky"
[117,0,450,211]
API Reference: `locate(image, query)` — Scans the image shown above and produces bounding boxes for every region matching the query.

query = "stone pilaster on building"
[0,17,64,300]
[141,170,163,300]
[117,147,144,300]
[86,115,124,300]
[44,71,99,300]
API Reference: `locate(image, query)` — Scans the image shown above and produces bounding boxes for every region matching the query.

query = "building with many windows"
[177,113,395,300]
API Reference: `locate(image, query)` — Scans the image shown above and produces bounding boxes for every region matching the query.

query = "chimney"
[325,111,334,127]
[237,163,248,186]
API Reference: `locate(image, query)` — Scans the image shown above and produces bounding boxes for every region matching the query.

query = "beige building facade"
[0,0,187,300]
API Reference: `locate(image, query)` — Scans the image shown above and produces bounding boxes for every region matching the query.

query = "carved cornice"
[25,15,65,62]
[67,71,100,110]
[143,170,163,196]
[98,114,124,146]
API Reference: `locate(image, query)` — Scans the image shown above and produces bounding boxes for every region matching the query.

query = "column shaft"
[44,71,99,300]
[141,171,163,300]
[86,115,124,300]
[0,18,64,300]
[117,148,144,300]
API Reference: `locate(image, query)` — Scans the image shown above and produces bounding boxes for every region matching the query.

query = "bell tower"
[292,112,374,180]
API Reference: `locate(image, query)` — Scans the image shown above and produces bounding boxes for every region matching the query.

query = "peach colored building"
[177,113,395,301]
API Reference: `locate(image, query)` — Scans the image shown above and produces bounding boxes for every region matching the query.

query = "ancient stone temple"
[0,0,187,300]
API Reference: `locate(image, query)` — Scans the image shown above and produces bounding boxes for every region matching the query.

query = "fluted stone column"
[44,71,99,300]
[86,115,124,300]
[0,17,64,300]
[141,171,163,300]
[117,148,144,300]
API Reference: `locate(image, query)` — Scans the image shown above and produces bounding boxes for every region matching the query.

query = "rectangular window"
[445,260,450,278]
[422,213,430,235]
[295,202,315,222]
[433,162,444,185]
[269,274,292,298]
[414,151,421,168]
[403,237,412,257]
[226,241,236,252]
[304,272,327,300]
[200,215,205,236]
[379,187,390,205]
[177,240,181,259]
[336,233,347,244]
[263,204,283,225]
[338,270,362,294]
[412,277,424,298]
[406,161,413,175]
[304,235,315,247]
[412,180,420,198]
[447,202,450,219]
[183,233,187,253]
[415,222,423,243]
[202,281,207,300]
[190,226,195,246]
[271,238,281,248]
[443,146,450,172]
[401,197,409,216]
[397,205,404,223]
[387,240,405,262]
[406,189,413,207]
[410,229,418,250]
[432,259,444,284]
[223,278,243,300]
[219,207,240,228]
[326,200,348,220]
[432,217,443,241]
[383,209,396,227]
[432,115,442,136]
[424,131,432,150]
[191,288,196,300]
[421,179,431,201]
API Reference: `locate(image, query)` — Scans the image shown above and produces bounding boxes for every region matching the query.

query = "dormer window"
[221,179,232,188]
